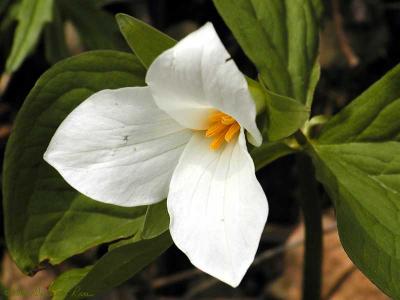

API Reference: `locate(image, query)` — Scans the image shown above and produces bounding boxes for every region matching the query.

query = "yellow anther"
[205,122,228,137]
[210,130,228,150]
[225,123,240,142]
[221,115,235,125]
[205,110,240,150]
[208,111,226,123]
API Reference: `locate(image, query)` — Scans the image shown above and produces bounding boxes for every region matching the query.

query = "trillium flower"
[44,23,268,287]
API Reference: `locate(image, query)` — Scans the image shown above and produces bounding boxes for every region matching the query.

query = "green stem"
[302,115,330,139]
[297,155,323,300]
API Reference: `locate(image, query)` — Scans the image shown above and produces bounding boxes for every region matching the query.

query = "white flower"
[44,23,268,287]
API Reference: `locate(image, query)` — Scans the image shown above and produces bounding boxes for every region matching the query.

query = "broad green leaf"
[116,13,176,69]
[213,0,321,107]
[50,232,173,300]
[108,200,170,250]
[309,64,400,298]
[247,78,304,166]
[251,140,296,171]
[50,267,93,300]
[5,0,54,73]
[44,3,69,64]
[317,65,400,144]
[141,200,170,239]
[3,50,149,274]
[248,78,309,142]
[263,89,310,141]
[58,0,124,50]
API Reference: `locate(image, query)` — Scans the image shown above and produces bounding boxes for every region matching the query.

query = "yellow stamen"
[221,115,235,125]
[225,122,240,142]
[205,122,228,137]
[210,129,228,150]
[208,111,226,123]
[205,110,241,150]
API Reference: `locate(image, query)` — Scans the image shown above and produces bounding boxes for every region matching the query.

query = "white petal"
[167,130,268,286]
[44,87,192,207]
[146,22,262,146]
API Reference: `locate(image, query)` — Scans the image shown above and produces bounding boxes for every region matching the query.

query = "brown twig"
[152,268,201,289]
[332,0,360,68]
[184,278,219,298]
[323,265,357,300]
[0,125,12,139]
[0,73,11,96]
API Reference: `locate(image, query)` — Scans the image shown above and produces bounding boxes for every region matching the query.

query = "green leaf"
[213,0,321,106]
[263,89,310,141]
[44,3,69,64]
[251,140,296,171]
[50,233,173,300]
[5,0,54,73]
[116,13,176,68]
[3,50,149,274]
[317,66,400,144]
[309,64,400,298]
[141,200,170,239]
[248,77,309,142]
[107,200,170,251]
[58,0,124,50]
[50,267,93,300]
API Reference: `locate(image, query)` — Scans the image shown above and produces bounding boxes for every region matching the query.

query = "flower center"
[205,111,240,150]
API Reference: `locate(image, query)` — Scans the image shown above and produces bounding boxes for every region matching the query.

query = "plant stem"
[297,155,323,300]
